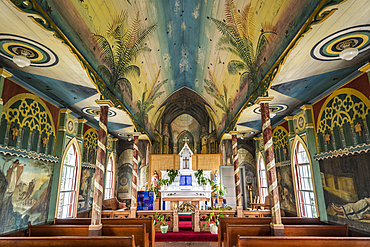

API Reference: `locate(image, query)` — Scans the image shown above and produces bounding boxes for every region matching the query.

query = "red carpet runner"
[155,230,218,242]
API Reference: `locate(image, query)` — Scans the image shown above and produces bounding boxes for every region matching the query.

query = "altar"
[159,142,212,210]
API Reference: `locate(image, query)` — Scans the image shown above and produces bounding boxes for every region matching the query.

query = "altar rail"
[102,210,130,219]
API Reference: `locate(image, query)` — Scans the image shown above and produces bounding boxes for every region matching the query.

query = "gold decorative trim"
[284,116,294,121]
[78,119,88,123]
[254,97,274,105]
[132,132,141,137]
[60,109,71,114]
[359,62,370,73]
[229,131,239,135]
[300,105,313,110]
[58,126,66,132]
[95,99,114,108]
[0,68,12,78]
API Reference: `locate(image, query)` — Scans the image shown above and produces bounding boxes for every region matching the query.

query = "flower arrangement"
[202,212,223,229]
[166,169,179,185]
[153,212,171,226]
[195,169,208,186]
[149,184,159,196]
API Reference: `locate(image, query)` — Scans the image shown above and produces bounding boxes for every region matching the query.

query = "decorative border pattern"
[314,143,370,160]
[0,145,58,162]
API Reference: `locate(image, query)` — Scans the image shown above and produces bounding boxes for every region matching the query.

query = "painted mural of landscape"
[0,154,54,234]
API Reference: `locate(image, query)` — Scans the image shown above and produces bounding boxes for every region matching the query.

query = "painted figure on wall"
[6,159,26,193]
[0,155,54,235]
[277,165,296,214]
[214,170,219,185]
[152,170,159,187]
[78,167,94,212]
[332,199,370,220]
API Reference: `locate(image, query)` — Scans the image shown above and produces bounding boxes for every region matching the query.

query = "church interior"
[1,0,370,246]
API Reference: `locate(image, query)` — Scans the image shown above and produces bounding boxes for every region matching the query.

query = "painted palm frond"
[93,11,157,101]
[211,0,276,89]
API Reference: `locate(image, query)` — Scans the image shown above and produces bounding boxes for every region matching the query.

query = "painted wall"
[276,164,296,214]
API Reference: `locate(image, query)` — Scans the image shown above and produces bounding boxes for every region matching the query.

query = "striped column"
[89,100,113,236]
[131,132,140,209]
[255,97,283,235]
[230,131,242,207]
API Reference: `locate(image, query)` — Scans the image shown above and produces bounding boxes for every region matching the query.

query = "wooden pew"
[29,225,89,236]
[0,236,135,247]
[103,224,149,247]
[237,236,370,247]
[226,224,271,247]
[54,217,155,246]
[218,217,321,247]
[29,224,149,247]
[284,224,348,237]
[226,224,349,247]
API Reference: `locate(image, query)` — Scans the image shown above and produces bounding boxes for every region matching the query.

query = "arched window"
[257,154,268,204]
[293,140,317,217]
[104,155,115,199]
[57,142,80,218]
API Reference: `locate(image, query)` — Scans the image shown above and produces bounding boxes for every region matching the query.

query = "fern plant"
[210,0,276,93]
[92,11,156,100]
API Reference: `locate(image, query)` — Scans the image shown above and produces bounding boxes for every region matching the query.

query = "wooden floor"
[155,242,218,247]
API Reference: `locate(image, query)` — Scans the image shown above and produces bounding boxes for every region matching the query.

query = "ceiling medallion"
[81,107,117,118]
[0,33,59,67]
[310,25,370,61]
[253,104,288,116]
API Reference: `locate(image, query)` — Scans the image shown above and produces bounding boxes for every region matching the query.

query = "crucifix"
[325,132,331,144]
[355,122,364,136]
[183,157,189,169]
[11,126,20,140]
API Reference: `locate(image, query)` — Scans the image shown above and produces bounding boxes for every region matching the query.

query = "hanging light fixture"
[338,39,359,61]
[12,48,31,67]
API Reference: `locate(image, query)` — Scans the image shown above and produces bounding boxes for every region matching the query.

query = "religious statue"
[152,170,159,187]
[214,170,219,185]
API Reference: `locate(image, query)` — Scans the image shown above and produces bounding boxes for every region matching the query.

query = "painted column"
[0,68,12,116]
[230,131,243,217]
[89,100,113,236]
[255,97,283,235]
[130,132,140,218]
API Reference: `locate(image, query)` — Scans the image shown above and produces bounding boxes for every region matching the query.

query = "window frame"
[257,152,268,204]
[56,138,81,219]
[104,154,115,199]
[292,137,318,218]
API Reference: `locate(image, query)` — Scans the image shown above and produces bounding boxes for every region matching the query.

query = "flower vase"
[203,184,207,190]
[163,185,168,190]
[210,223,218,234]
[160,225,169,233]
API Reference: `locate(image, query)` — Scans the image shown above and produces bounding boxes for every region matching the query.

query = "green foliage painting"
[210,0,276,94]
[93,11,157,101]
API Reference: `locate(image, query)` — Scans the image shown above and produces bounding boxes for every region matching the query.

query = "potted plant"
[202,212,223,234]
[153,212,170,233]
[159,178,169,190]
[166,169,179,185]
[195,169,208,189]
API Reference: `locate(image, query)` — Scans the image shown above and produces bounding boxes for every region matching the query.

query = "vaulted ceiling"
[0,0,369,141]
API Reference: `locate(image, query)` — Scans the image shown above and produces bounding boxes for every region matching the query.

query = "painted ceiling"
[0,0,369,141]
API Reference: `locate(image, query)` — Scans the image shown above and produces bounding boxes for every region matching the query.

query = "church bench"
[54,217,155,246]
[102,224,149,247]
[28,224,89,236]
[226,224,349,247]
[236,236,370,247]
[225,224,271,247]
[218,217,321,247]
[284,224,348,237]
[0,236,135,247]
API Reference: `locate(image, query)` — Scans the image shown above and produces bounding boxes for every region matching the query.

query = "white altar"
[159,142,212,210]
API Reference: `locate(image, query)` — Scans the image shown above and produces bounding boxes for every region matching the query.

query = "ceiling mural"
[1,0,370,142]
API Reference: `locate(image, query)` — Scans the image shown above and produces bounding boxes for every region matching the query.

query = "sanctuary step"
[179,214,192,230]
[155,230,218,242]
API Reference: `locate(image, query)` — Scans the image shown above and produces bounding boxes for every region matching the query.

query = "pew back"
[284,224,348,237]
[0,236,135,247]
[226,224,271,247]
[29,225,89,236]
[54,217,155,245]
[102,224,148,247]
[237,236,370,247]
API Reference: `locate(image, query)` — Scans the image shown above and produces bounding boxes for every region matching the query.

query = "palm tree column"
[89,100,114,236]
[255,97,284,236]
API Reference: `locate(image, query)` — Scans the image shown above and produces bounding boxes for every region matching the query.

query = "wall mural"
[77,166,94,213]
[0,154,54,235]
[273,126,289,163]
[320,153,370,233]
[117,148,133,200]
[83,128,98,164]
[276,164,296,214]
[221,139,233,166]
